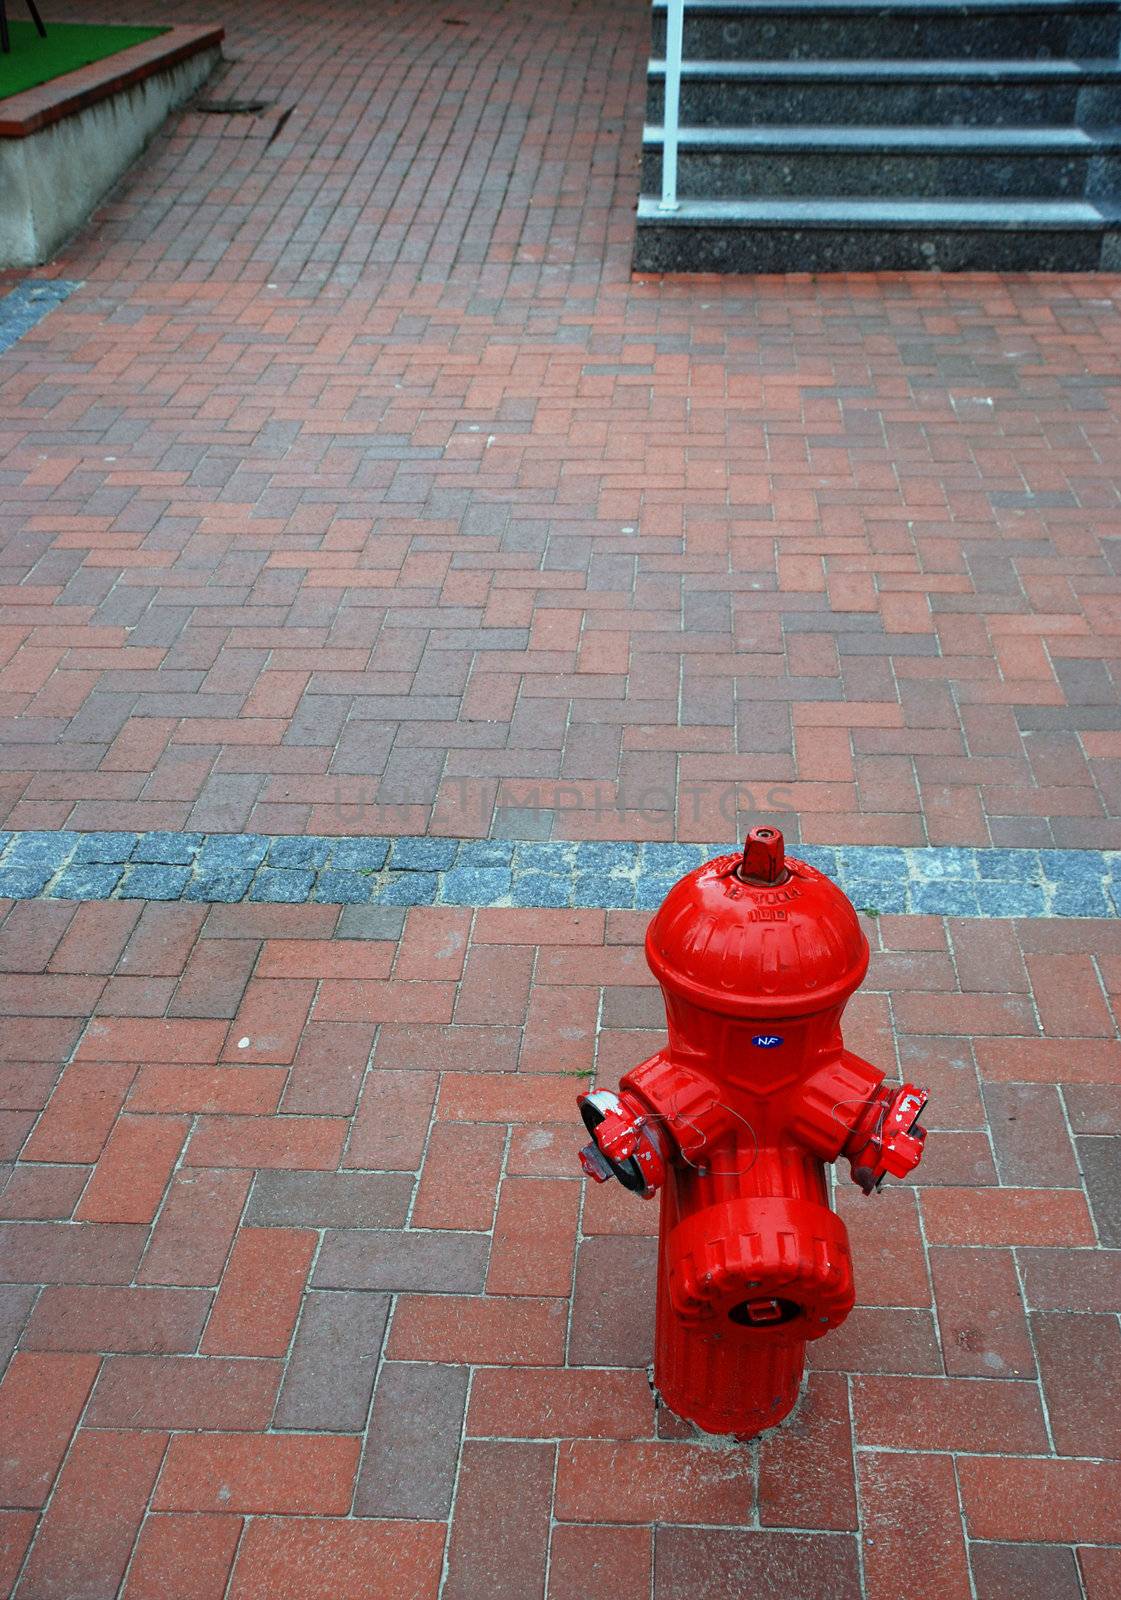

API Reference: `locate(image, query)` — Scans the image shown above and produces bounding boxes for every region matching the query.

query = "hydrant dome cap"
[645,849,869,1019]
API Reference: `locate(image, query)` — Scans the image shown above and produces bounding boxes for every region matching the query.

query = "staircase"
[635,0,1121,271]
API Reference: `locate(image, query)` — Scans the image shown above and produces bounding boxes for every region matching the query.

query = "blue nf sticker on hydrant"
[752,1035,784,1048]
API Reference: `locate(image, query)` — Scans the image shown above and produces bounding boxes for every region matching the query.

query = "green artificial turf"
[0,21,168,101]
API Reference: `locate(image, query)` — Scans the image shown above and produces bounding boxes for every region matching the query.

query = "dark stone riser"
[647,80,1121,126]
[633,222,1118,272]
[652,13,1120,59]
[641,149,1121,199]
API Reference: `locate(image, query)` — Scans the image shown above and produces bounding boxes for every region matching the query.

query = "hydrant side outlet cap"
[645,840,869,1020]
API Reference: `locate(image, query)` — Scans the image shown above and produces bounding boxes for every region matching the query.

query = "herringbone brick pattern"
[1,899,1119,1597]
[3,0,1121,1592]
[1,0,1120,848]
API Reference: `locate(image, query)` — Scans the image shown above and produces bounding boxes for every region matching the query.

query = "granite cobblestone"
[0,279,79,354]
[0,830,1116,915]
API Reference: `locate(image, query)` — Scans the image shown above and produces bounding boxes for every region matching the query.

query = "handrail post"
[660,0,684,211]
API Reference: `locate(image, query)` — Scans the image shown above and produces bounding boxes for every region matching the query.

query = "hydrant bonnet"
[645,827,869,1019]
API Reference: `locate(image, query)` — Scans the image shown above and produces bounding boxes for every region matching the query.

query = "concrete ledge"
[0,24,223,267]
[0,25,223,137]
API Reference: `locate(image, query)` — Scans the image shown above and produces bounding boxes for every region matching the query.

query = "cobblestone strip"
[0,830,1116,914]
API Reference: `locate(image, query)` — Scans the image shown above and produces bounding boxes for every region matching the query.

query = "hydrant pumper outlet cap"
[645,829,870,1021]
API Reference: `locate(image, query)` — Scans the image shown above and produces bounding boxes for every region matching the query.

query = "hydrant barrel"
[576,827,928,1440]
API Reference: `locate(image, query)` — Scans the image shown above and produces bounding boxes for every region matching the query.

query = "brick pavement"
[3,0,1121,1593]
[1,0,1121,848]
[1,897,1120,1598]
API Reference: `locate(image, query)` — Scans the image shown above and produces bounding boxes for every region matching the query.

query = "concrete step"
[651,0,1121,60]
[646,57,1121,125]
[633,193,1121,270]
[641,123,1121,198]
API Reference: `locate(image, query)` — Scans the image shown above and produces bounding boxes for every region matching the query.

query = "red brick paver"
[4,0,1121,1590]
[1,0,1120,848]
[1,898,1119,1596]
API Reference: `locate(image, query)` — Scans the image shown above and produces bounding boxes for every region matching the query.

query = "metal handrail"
[660,0,684,210]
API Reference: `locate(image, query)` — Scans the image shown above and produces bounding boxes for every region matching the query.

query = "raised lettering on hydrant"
[576,826,928,1440]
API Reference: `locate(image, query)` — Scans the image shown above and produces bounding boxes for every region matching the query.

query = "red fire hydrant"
[577,826,928,1439]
